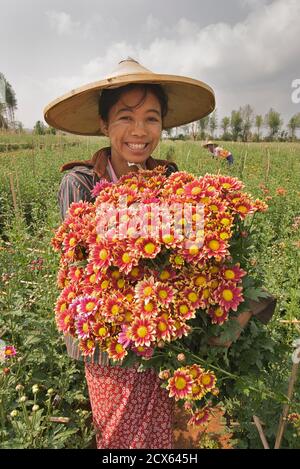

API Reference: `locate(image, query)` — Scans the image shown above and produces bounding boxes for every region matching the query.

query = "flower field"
[0,135,299,448]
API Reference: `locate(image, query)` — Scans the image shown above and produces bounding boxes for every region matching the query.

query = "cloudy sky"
[0,0,299,130]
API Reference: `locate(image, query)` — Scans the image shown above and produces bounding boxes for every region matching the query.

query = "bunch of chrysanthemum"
[158,364,218,425]
[52,167,267,423]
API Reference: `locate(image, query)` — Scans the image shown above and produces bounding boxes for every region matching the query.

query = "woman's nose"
[131,120,147,136]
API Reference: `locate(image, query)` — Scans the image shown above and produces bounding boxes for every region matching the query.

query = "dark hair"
[98,83,168,122]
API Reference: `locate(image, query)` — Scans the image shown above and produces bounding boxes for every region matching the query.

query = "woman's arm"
[58,173,91,220]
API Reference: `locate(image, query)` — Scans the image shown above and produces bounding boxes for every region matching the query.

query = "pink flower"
[4,346,17,358]
[118,325,133,348]
[91,180,113,198]
[76,315,93,339]
[214,282,244,312]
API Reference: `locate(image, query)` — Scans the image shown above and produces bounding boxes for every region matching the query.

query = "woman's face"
[101,87,162,166]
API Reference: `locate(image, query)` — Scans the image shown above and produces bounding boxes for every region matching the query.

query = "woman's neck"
[110,149,147,178]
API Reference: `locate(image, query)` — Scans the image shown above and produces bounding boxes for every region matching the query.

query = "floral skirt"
[85,363,174,449]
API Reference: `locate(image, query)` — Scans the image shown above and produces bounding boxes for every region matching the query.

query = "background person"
[203,140,234,164]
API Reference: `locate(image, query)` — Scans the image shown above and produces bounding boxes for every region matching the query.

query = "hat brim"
[44,73,215,136]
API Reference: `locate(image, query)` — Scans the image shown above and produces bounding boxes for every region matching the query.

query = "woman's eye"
[147,117,160,122]
[120,116,131,121]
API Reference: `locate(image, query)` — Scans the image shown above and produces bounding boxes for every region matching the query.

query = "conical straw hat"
[44,58,215,136]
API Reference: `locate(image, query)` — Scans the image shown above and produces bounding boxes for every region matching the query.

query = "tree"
[0,102,8,129]
[198,116,210,140]
[182,124,190,137]
[240,104,253,142]
[44,124,57,135]
[255,115,263,141]
[264,108,282,140]
[287,113,300,140]
[189,121,199,140]
[230,110,243,141]
[209,111,218,138]
[0,73,17,125]
[5,81,17,123]
[164,128,173,139]
[221,116,230,140]
[34,120,46,135]
[14,121,24,133]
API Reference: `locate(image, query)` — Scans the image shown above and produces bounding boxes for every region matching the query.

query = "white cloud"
[45,0,300,86]
[29,0,300,127]
[145,14,161,33]
[46,11,80,35]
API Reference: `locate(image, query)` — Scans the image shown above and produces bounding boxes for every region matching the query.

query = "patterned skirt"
[85,363,174,449]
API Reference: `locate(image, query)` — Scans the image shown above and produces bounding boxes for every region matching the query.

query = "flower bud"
[32,405,39,412]
[177,353,186,362]
[10,410,18,418]
[32,384,39,394]
[184,401,193,411]
[158,369,171,380]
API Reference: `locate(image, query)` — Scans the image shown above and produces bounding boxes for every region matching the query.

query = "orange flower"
[204,233,228,259]
[135,237,161,259]
[107,339,127,361]
[131,316,156,347]
[167,369,193,400]
[276,187,287,196]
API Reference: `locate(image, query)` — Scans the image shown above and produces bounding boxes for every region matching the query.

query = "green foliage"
[230,110,243,141]
[34,121,46,135]
[264,108,283,140]
[288,113,300,140]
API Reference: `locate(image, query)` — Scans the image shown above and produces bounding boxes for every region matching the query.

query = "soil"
[173,405,233,449]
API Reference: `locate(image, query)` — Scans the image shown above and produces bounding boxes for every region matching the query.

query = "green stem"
[165,342,291,404]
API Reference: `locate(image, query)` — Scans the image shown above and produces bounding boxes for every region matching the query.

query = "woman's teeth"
[127,143,147,150]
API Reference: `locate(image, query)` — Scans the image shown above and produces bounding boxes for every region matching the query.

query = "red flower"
[204,233,228,259]
[130,316,156,347]
[188,407,212,426]
[208,306,229,325]
[215,283,244,312]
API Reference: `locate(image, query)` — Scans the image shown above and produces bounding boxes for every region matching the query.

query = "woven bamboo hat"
[44,58,215,136]
[203,140,215,147]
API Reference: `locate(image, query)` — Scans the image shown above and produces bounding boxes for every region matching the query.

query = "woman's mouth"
[126,143,149,152]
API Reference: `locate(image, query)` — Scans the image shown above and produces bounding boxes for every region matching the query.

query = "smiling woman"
[98,84,165,178]
[44,57,215,449]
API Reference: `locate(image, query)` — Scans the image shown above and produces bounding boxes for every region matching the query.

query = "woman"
[44,58,215,449]
[203,141,234,165]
